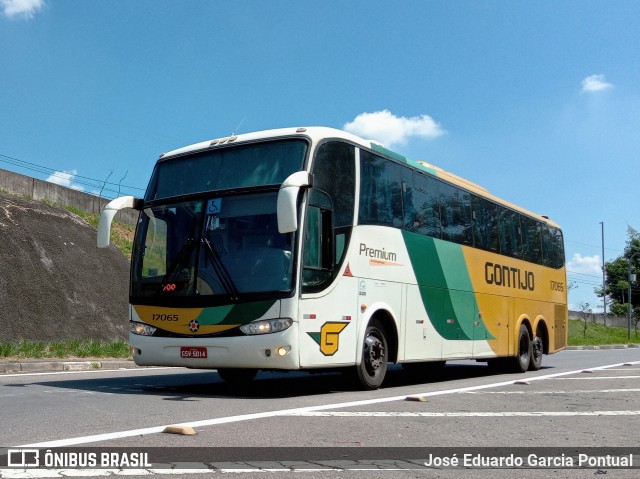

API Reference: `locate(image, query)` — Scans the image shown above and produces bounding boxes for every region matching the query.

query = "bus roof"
[159,126,560,229]
[159,127,368,159]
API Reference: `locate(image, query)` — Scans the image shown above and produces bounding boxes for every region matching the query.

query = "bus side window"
[542,225,564,268]
[141,212,168,278]
[335,231,346,265]
[498,207,522,258]
[302,190,334,290]
[307,141,355,290]
[304,205,322,269]
[471,196,499,252]
[411,172,441,238]
[521,217,543,263]
[359,151,402,227]
[441,184,472,245]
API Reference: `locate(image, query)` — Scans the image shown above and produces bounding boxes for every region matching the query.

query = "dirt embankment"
[0,192,129,342]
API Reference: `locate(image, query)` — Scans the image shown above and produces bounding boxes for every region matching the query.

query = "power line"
[0,152,146,190]
[0,152,146,198]
[565,239,621,254]
[566,270,603,279]
[568,280,601,287]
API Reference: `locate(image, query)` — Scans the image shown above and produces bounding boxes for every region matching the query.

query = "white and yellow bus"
[98,127,567,389]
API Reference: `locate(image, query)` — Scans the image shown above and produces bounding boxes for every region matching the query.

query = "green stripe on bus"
[198,300,276,325]
[370,143,409,164]
[402,231,493,341]
[198,304,235,325]
[370,143,439,176]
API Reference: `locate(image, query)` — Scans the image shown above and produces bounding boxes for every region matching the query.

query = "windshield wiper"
[162,237,196,289]
[201,238,239,300]
[161,211,199,293]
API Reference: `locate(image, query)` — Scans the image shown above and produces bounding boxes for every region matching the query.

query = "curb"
[2,344,639,374]
[565,344,640,351]
[0,359,140,374]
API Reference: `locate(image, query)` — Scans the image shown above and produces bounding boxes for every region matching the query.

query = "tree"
[603,227,640,321]
[578,301,593,338]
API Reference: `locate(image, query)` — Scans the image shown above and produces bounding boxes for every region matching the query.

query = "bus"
[98,126,567,390]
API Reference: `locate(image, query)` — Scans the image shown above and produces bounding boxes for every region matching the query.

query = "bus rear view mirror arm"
[97,196,143,248]
[277,171,313,234]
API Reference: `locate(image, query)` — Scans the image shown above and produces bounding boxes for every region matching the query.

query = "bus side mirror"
[277,171,313,233]
[97,196,143,248]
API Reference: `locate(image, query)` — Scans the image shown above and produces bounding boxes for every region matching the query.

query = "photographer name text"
[425,453,634,468]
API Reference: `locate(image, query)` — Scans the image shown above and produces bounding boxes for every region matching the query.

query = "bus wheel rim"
[364,334,385,374]
[532,336,543,359]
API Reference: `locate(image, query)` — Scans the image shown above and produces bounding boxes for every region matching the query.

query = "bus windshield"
[131,191,294,302]
[145,139,308,201]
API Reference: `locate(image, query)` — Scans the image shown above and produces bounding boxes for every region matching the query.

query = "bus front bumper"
[129,325,300,370]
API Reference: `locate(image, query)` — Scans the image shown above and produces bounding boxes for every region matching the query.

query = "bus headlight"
[240,318,293,335]
[130,321,157,336]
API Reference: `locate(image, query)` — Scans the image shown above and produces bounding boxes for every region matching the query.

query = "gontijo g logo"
[307,322,349,356]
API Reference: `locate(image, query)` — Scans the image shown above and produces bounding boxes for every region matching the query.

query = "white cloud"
[46,170,85,192]
[343,109,445,147]
[1,0,44,19]
[566,253,601,274]
[581,74,613,93]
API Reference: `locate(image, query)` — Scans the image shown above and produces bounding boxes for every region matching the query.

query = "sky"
[1,0,639,311]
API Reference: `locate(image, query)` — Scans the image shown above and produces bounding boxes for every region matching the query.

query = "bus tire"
[217,368,257,387]
[529,325,543,371]
[511,324,532,373]
[353,319,388,390]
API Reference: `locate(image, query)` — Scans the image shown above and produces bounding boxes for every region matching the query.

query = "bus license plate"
[180,347,207,359]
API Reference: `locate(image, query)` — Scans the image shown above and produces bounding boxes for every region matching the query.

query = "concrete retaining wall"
[569,311,635,328]
[0,168,138,225]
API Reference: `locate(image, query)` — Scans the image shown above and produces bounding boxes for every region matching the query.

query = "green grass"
[63,205,100,227]
[568,319,639,346]
[63,205,135,258]
[0,340,131,359]
[11,194,135,259]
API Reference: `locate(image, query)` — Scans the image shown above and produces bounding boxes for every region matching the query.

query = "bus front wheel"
[353,320,388,390]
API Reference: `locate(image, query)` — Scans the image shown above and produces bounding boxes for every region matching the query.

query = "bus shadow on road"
[29,361,551,401]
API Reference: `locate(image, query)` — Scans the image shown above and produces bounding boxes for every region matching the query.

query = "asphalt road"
[2,348,640,478]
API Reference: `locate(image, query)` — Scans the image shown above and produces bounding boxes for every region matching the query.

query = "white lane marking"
[552,376,640,379]
[466,388,640,394]
[290,410,640,417]
[17,360,640,449]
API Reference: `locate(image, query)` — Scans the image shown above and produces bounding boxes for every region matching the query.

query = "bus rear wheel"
[511,324,532,373]
[529,325,544,371]
[352,320,388,390]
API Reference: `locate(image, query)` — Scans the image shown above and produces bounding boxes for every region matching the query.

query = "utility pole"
[629,251,638,340]
[601,221,606,325]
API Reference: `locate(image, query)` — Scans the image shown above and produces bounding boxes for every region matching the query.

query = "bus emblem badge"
[188,319,200,332]
[308,322,349,356]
